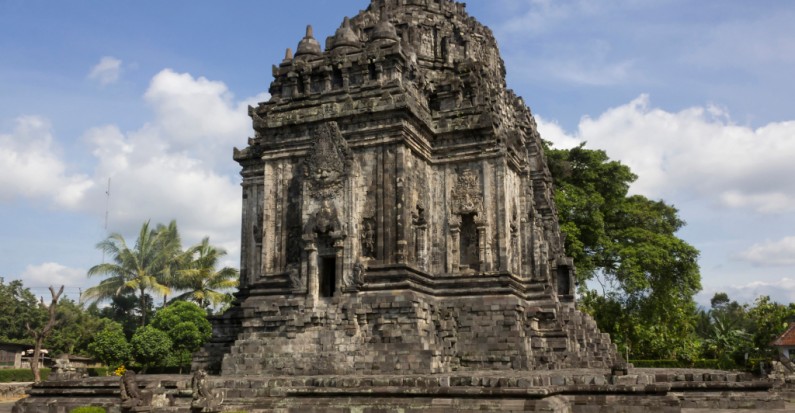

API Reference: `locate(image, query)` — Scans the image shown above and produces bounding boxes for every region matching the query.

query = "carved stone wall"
[206,0,620,375]
[221,292,616,376]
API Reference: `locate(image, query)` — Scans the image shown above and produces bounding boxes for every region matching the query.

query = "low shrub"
[630,359,765,371]
[69,407,106,413]
[86,367,110,377]
[0,368,50,382]
[630,359,677,368]
[136,365,189,374]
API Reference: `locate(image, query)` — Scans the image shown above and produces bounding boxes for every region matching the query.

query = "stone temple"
[14,1,789,412]
[195,0,619,377]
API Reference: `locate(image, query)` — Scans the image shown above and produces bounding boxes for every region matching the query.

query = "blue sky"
[2,0,794,307]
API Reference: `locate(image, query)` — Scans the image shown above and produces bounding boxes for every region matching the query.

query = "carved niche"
[448,168,486,273]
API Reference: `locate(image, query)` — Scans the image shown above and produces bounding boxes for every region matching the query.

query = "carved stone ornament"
[305,199,343,236]
[451,168,484,214]
[191,369,224,412]
[348,257,369,289]
[287,264,305,292]
[305,121,353,200]
[49,355,82,381]
[120,370,151,411]
[360,217,376,258]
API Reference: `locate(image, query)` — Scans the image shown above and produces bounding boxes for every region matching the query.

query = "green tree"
[87,321,132,371]
[695,292,752,360]
[130,325,172,372]
[547,144,702,359]
[87,293,149,339]
[166,322,203,370]
[747,295,795,358]
[83,221,181,326]
[172,237,239,310]
[152,220,186,306]
[44,298,105,357]
[151,301,211,369]
[705,312,752,368]
[0,278,46,343]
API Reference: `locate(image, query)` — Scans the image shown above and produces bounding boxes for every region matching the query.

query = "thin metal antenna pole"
[104,177,111,232]
[102,177,111,263]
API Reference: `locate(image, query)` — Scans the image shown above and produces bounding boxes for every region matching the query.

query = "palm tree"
[83,221,178,325]
[152,220,186,306]
[171,237,239,310]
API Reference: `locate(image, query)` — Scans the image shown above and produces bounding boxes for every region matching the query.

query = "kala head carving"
[306,121,353,200]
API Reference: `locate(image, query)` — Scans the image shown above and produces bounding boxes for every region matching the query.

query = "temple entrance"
[316,233,338,298]
[459,213,479,271]
[556,265,571,296]
[319,255,336,298]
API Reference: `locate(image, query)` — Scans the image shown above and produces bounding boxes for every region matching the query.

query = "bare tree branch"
[28,285,64,383]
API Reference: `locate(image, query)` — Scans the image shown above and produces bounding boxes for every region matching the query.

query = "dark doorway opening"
[556,266,571,296]
[459,213,479,270]
[319,256,336,298]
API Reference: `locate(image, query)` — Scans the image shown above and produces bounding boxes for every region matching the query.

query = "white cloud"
[136,69,269,170]
[697,277,795,307]
[77,69,270,255]
[4,69,271,260]
[538,94,795,214]
[535,116,581,149]
[88,56,123,85]
[21,262,86,291]
[79,69,269,256]
[498,0,605,36]
[549,58,636,87]
[738,237,795,267]
[0,116,93,208]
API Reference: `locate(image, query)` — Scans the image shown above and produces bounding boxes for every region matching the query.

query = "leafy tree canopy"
[83,220,180,326]
[148,301,212,368]
[151,301,212,343]
[87,293,152,339]
[547,143,701,359]
[44,298,105,356]
[130,325,172,371]
[172,237,238,311]
[0,278,46,344]
[84,220,239,328]
[87,320,131,369]
[747,295,795,357]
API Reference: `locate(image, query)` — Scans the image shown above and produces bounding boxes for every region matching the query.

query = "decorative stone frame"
[299,122,357,303]
[447,168,487,274]
[303,231,346,300]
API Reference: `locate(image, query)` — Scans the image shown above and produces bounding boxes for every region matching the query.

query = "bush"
[86,367,110,377]
[0,368,50,382]
[140,365,189,374]
[630,359,745,370]
[130,326,172,370]
[87,321,131,370]
[69,407,107,413]
[152,301,212,368]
